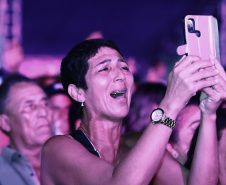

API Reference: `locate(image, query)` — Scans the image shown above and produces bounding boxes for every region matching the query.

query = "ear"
[166,143,179,159]
[0,114,11,133]
[68,84,85,103]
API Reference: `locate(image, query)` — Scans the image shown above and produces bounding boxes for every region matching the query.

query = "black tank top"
[70,129,100,157]
[70,130,153,184]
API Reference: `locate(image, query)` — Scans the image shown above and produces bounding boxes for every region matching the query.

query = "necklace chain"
[79,128,101,158]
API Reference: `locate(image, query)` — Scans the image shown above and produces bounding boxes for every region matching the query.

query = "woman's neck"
[79,118,123,164]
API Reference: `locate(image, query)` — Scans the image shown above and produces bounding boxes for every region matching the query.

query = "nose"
[113,67,126,82]
[37,105,49,117]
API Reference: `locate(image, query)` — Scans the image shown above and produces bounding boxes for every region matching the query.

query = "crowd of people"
[0,33,225,185]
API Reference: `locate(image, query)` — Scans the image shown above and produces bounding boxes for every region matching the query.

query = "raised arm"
[41,55,219,185]
[152,56,225,185]
[188,57,226,185]
[110,55,220,184]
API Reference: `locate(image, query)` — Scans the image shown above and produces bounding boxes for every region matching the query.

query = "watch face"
[152,109,163,122]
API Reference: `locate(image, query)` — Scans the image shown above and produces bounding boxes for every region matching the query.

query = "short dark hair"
[0,74,36,114]
[60,39,123,100]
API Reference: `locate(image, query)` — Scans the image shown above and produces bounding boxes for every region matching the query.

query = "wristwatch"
[150,108,176,129]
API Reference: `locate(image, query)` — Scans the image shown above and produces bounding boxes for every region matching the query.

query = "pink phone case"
[177,15,220,62]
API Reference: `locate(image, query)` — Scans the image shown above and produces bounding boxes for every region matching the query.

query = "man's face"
[173,105,200,164]
[6,82,54,149]
[50,94,71,135]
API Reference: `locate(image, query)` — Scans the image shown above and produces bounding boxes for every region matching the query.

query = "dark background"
[22,0,221,75]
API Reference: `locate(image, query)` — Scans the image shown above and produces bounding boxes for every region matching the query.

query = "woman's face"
[84,47,134,121]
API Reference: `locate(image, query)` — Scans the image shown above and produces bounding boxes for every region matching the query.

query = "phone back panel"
[184,15,220,61]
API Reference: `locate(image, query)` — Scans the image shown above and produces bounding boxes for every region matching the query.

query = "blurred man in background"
[44,82,72,135]
[0,74,53,185]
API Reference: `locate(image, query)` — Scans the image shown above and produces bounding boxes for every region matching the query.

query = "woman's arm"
[188,57,226,184]
[188,102,219,185]
[41,56,219,185]
[152,57,226,185]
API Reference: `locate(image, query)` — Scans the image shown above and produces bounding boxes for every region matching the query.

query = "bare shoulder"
[41,134,115,185]
[42,134,75,152]
[41,134,89,164]
[41,134,93,184]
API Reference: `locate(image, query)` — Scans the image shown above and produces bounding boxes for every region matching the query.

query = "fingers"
[212,76,225,93]
[202,76,226,102]
[195,77,219,92]
[190,67,218,83]
[174,56,216,78]
[173,62,218,90]
[202,87,217,100]
[210,75,226,100]
[166,55,223,111]
[175,56,220,88]
[211,56,226,81]
[174,55,200,69]
[174,55,186,67]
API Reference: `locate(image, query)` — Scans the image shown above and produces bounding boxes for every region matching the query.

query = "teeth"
[110,90,126,98]
[111,90,126,94]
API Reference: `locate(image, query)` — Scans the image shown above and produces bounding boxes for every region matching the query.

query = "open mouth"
[110,90,126,99]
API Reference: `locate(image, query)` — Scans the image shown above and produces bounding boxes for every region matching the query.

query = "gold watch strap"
[161,117,176,129]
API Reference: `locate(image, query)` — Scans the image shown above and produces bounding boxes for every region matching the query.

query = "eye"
[98,67,109,72]
[52,106,60,111]
[41,100,50,108]
[122,66,129,71]
[23,103,35,112]
[29,103,35,109]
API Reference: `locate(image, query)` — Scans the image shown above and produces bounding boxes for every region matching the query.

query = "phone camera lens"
[188,19,195,33]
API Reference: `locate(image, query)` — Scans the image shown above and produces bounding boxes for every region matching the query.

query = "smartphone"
[177,15,220,62]
[177,15,221,100]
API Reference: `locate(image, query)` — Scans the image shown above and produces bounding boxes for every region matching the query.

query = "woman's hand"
[199,57,226,115]
[161,55,219,117]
